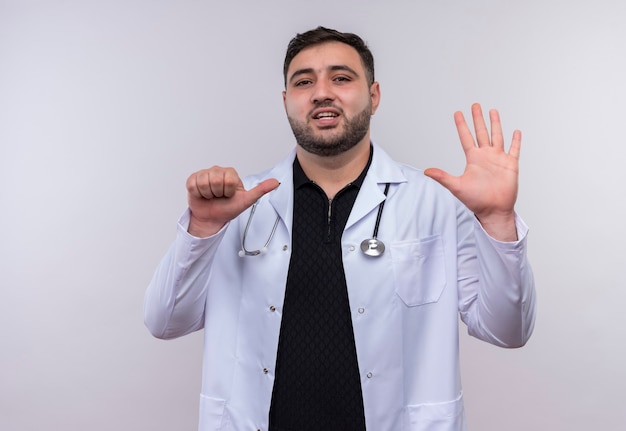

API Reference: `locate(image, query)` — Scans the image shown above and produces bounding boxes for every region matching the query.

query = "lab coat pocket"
[405,393,465,431]
[198,394,230,430]
[391,235,446,307]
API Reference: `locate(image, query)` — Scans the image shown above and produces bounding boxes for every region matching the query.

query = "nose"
[311,79,335,104]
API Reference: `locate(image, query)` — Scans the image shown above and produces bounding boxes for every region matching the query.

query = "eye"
[333,76,351,83]
[294,79,313,87]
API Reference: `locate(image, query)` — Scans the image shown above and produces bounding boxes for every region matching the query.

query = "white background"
[1,0,625,430]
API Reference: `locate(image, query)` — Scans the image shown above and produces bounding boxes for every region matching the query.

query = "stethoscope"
[238,201,280,257]
[359,182,390,257]
[239,182,391,258]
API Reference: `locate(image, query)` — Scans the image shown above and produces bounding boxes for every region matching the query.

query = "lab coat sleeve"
[458,210,537,348]
[144,209,227,339]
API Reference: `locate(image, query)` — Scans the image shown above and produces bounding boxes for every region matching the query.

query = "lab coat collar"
[264,142,408,234]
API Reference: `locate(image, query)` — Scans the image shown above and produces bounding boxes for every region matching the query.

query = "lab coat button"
[269,305,276,312]
[282,244,288,251]
[263,368,269,374]
[366,372,373,378]
[358,307,365,314]
[349,245,356,252]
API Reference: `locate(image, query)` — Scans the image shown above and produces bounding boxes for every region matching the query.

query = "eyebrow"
[288,65,360,85]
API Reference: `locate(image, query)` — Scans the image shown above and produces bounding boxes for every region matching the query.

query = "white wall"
[1,0,625,430]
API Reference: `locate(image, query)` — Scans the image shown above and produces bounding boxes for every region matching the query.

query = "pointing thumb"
[246,178,280,204]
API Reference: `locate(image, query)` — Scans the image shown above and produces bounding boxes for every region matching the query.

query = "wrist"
[475,211,518,242]
[188,213,226,238]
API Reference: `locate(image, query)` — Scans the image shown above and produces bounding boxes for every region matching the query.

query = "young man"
[145,26,536,431]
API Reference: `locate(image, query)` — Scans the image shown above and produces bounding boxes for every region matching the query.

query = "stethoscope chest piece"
[360,238,385,257]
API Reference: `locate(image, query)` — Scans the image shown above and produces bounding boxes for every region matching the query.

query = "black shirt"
[268,151,373,431]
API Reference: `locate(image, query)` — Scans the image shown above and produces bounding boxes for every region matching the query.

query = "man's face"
[283,42,380,157]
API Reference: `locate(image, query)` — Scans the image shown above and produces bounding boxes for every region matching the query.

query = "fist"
[185,166,279,237]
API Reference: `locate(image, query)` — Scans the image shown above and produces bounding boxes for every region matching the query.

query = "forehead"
[287,41,364,76]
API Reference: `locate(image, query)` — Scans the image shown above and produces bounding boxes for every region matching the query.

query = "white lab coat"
[145,142,536,431]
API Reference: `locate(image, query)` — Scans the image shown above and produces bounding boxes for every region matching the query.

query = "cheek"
[338,89,372,111]
[284,97,307,118]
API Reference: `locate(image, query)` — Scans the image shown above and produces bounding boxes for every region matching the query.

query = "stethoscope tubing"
[372,182,390,240]
[239,182,391,258]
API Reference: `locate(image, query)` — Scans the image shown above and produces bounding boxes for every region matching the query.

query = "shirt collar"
[293,145,374,190]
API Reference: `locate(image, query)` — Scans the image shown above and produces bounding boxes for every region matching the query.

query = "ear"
[369,82,381,115]
[282,90,287,111]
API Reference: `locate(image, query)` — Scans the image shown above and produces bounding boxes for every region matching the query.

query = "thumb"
[424,168,458,193]
[243,178,280,207]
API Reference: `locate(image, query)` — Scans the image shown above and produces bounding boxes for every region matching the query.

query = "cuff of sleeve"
[175,209,229,256]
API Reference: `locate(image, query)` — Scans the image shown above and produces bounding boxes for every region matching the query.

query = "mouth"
[313,110,339,119]
[311,108,341,126]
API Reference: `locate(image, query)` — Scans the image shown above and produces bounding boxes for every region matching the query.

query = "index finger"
[454,110,476,154]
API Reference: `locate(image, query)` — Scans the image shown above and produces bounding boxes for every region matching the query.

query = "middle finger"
[471,103,491,147]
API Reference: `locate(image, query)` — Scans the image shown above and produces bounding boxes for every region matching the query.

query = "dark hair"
[283,26,375,87]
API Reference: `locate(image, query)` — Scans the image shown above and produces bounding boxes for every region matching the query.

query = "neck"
[296,138,371,199]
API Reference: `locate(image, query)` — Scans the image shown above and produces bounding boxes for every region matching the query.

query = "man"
[145,26,536,431]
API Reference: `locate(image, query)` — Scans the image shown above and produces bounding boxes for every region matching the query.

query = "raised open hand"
[424,103,521,241]
[186,166,280,238]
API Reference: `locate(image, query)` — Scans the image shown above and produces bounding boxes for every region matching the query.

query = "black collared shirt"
[269,149,373,431]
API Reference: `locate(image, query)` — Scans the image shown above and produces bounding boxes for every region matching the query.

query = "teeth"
[316,112,338,119]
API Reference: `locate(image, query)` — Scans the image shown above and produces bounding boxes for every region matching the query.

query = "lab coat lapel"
[267,150,295,238]
[345,143,407,231]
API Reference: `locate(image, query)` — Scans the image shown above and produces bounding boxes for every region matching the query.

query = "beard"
[287,102,372,157]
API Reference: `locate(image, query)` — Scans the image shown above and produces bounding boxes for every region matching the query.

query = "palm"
[425,103,521,220]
